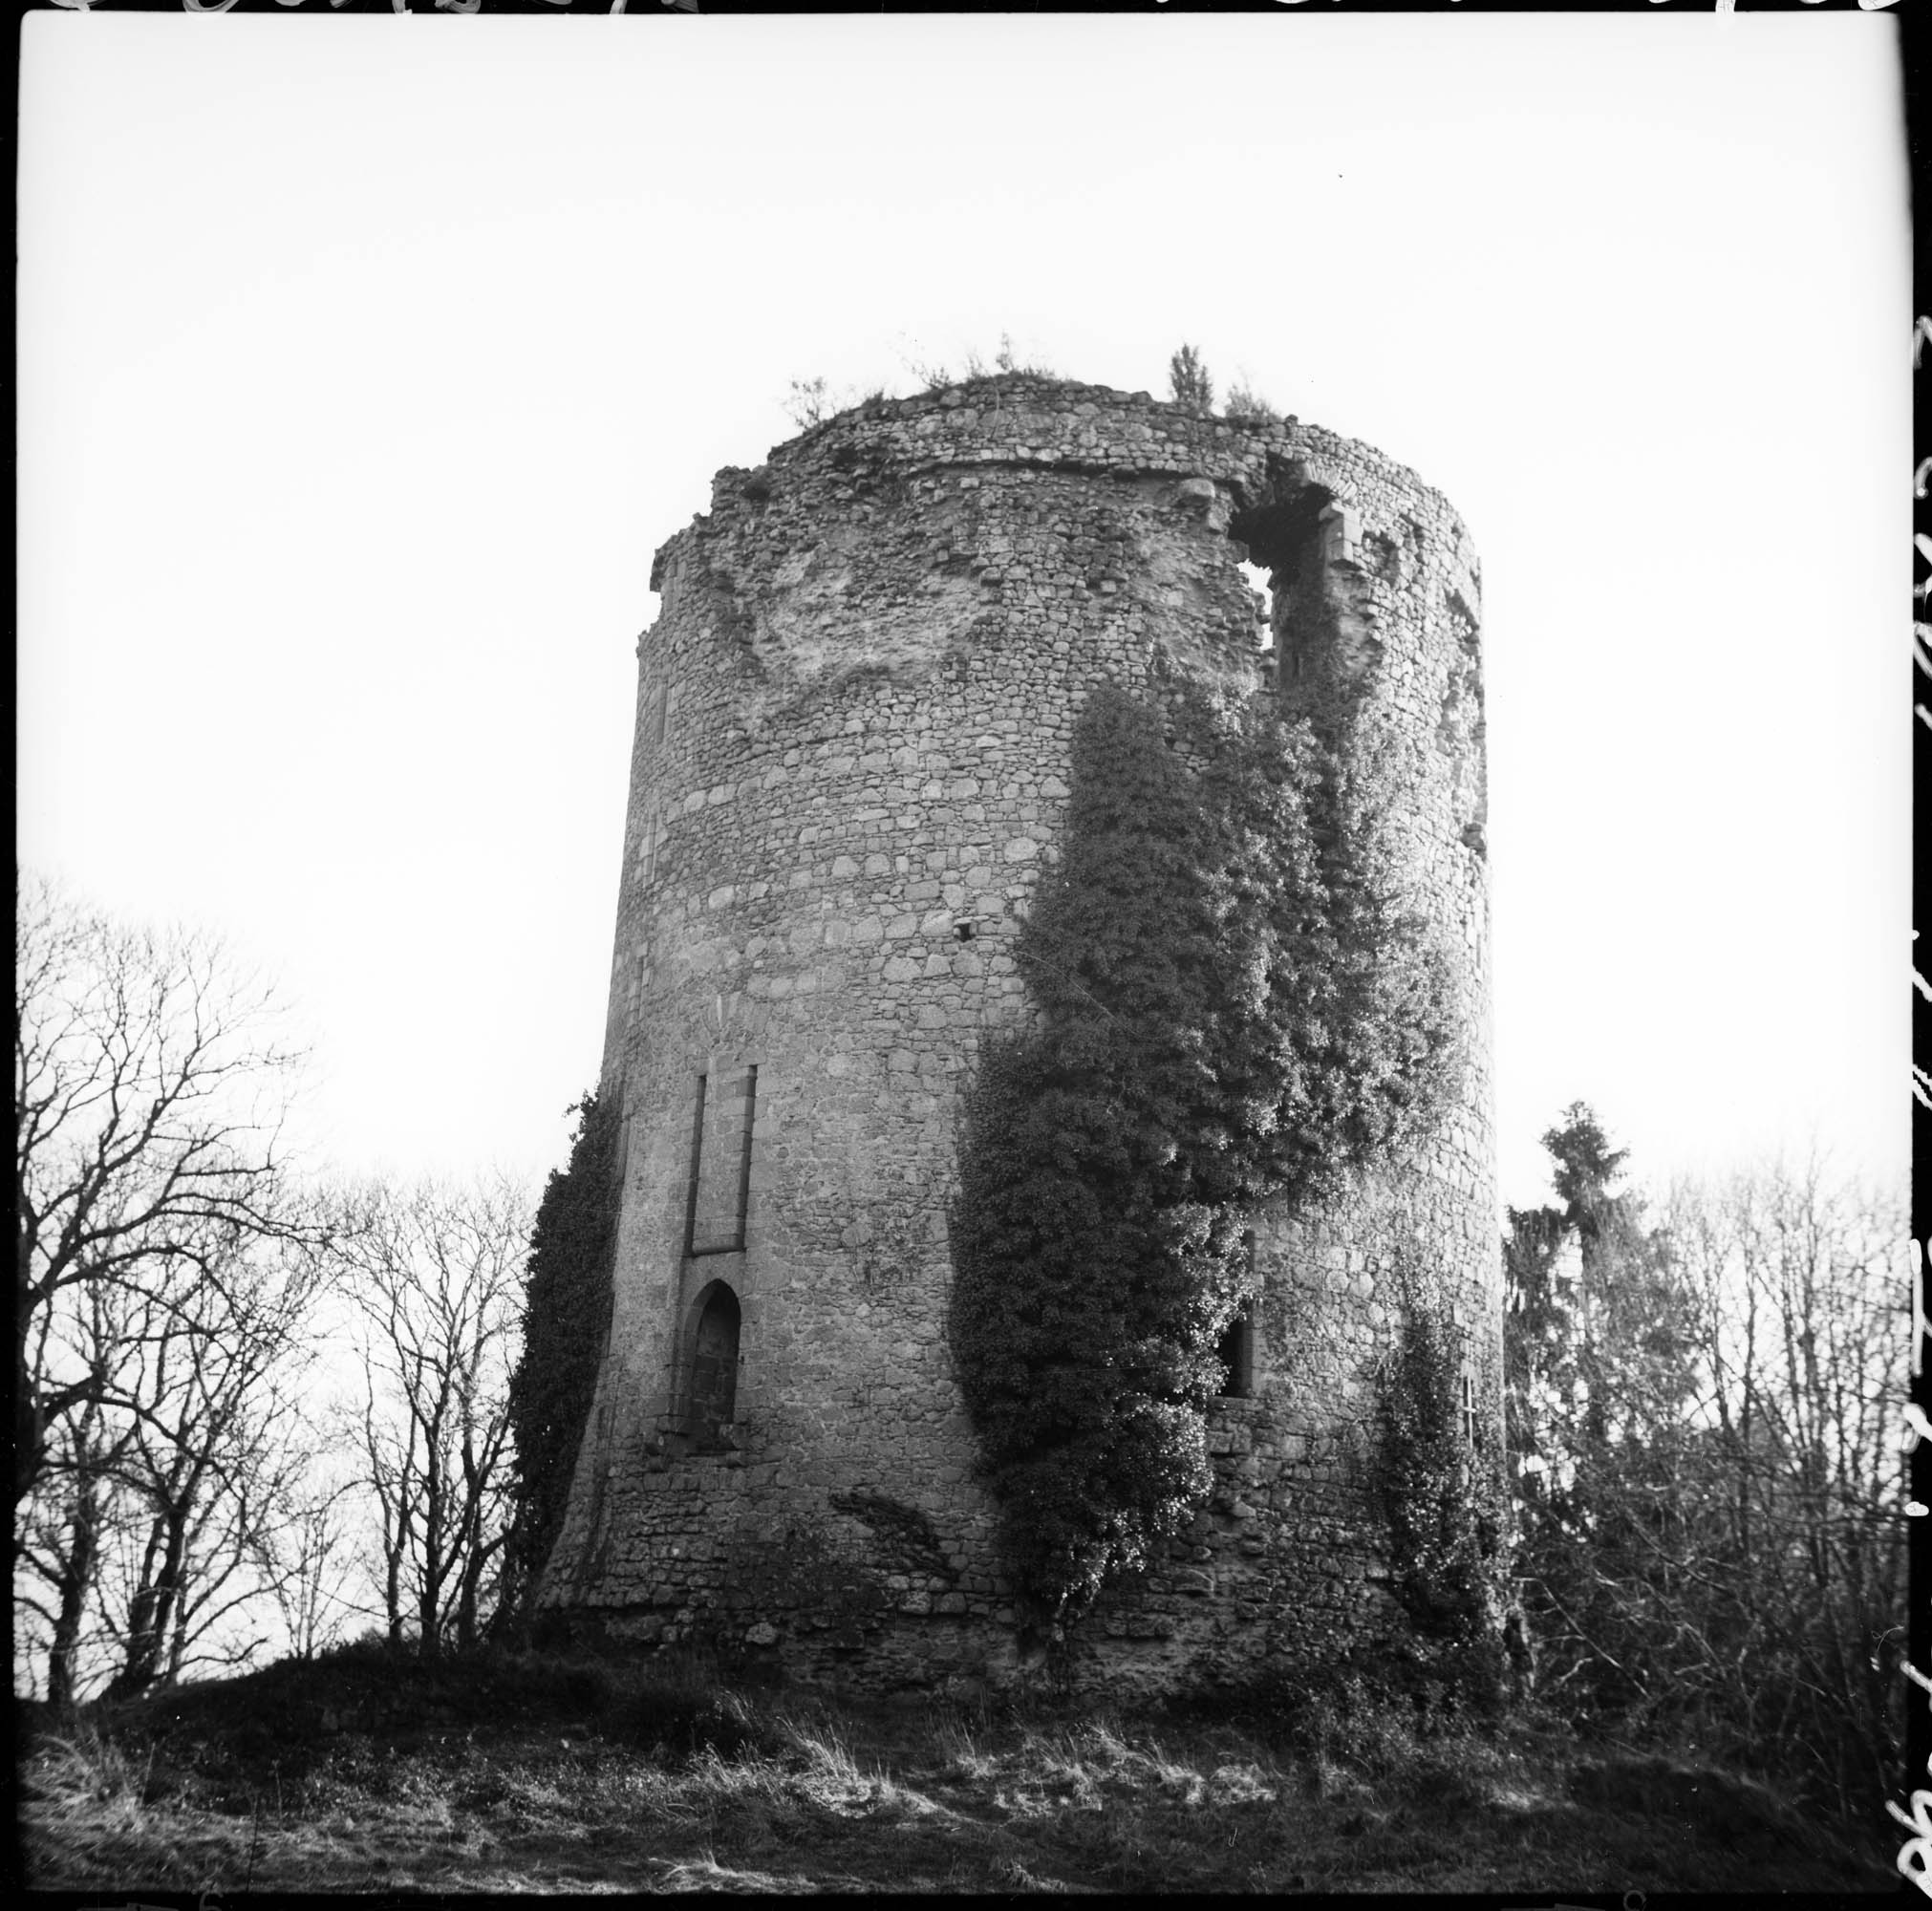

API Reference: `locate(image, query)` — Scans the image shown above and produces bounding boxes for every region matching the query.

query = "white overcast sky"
[17,11,1909,1214]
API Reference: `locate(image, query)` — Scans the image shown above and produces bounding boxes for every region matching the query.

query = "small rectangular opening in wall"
[1215,1235,1258,1399]
[639,805,664,885]
[1214,1307,1256,1399]
[687,1065,758,1256]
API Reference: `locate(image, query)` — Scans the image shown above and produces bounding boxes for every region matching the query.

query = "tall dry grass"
[16,1641,1899,1895]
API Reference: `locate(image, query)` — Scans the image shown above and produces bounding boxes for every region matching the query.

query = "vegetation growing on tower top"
[1167,343,1214,410]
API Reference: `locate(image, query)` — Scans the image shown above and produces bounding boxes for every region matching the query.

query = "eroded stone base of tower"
[541,1407,1407,1701]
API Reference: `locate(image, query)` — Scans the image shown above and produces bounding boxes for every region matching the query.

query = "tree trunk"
[106,1507,188,1703]
[45,1471,102,1711]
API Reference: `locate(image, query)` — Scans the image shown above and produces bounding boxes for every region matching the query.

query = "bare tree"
[337,1176,529,1658]
[1507,1133,1907,1821]
[15,1360,132,1706]
[1656,1161,1908,1808]
[13,873,330,1704]
[95,1234,328,1700]
[255,1457,363,1663]
[15,873,322,1505]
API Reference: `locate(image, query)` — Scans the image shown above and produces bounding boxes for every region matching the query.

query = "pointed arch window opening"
[687,1280,741,1450]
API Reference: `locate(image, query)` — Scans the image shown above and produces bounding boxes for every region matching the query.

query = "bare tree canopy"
[14,872,336,1703]
[93,1231,331,1701]
[334,1174,530,1659]
[1506,1113,1907,1825]
[15,873,329,1500]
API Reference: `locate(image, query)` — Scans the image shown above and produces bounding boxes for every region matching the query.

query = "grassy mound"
[19,1644,1897,1896]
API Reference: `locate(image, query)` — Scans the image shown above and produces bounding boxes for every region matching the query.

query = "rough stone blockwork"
[537,374,1499,1698]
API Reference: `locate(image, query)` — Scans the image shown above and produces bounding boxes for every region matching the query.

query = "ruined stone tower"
[540,374,1498,1695]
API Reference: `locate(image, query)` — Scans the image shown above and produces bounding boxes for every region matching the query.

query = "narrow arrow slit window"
[685,1066,758,1257]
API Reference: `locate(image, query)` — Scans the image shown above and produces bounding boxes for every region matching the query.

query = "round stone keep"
[538,373,1498,1699]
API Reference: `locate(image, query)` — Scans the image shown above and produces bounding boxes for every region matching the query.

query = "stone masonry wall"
[538,375,1498,1698]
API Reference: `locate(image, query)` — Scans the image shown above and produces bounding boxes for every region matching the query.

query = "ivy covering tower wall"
[950,682,1452,1627]
[503,1091,621,1626]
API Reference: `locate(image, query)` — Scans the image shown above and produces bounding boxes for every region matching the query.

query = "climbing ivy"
[500,1090,622,1628]
[950,680,1452,1627]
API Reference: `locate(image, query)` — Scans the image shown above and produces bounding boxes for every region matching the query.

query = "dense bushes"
[500,1091,622,1625]
[950,681,1450,1626]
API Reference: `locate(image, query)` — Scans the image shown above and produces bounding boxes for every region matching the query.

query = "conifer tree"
[1167,343,1214,409]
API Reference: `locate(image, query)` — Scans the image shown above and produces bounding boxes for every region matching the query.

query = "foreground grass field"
[18,1643,1897,1895]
